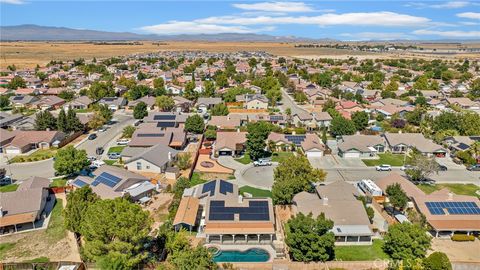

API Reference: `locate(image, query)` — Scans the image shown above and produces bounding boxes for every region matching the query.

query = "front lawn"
[239,186,272,198]
[103,159,117,166]
[418,183,480,198]
[235,153,252,165]
[0,184,18,192]
[190,172,208,186]
[9,148,57,163]
[270,152,294,163]
[50,178,67,188]
[362,153,405,167]
[107,145,126,154]
[334,239,389,261]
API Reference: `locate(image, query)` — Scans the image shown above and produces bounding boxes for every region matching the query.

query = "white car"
[91,160,105,168]
[97,126,108,132]
[376,164,392,171]
[117,139,130,145]
[253,159,272,167]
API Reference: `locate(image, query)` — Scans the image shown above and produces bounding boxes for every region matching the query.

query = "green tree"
[63,186,99,234]
[322,99,336,112]
[383,222,431,261]
[406,108,424,126]
[81,198,152,269]
[54,146,89,175]
[168,244,218,270]
[7,76,26,89]
[205,129,217,140]
[351,111,369,131]
[294,91,308,104]
[413,76,429,90]
[98,104,113,122]
[385,80,399,92]
[57,108,68,133]
[386,183,409,210]
[176,153,192,170]
[203,80,215,97]
[87,81,115,100]
[128,85,151,100]
[58,90,75,102]
[246,121,275,160]
[185,114,205,134]
[272,155,326,204]
[133,102,148,119]
[34,110,57,131]
[285,213,335,262]
[122,125,136,138]
[0,95,11,109]
[215,73,228,88]
[153,77,165,89]
[137,71,147,81]
[458,112,480,136]
[329,116,356,137]
[183,81,198,100]
[423,252,452,270]
[66,107,84,132]
[88,112,106,130]
[156,95,175,111]
[210,103,229,116]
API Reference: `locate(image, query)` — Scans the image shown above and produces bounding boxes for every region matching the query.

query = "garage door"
[5,148,21,155]
[219,151,232,156]
[306,151,323,158]
[343,152,360,158]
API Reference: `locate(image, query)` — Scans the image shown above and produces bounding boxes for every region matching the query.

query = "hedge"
[451,234,475,241]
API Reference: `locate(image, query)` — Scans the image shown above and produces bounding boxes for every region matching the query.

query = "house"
[71,165,156,202]
[312,111,333,129]
[128,96,156,111]
[214,131,247,157]
[196,97,222,113]
[267,133,325,158]
[166,84,183,95]
[99,97,127,111]
[293,181,374,245]
[0,176,50,232]
[173,96,193,113]
[143,112,188,128]
[292,111,313,127]
[63,96,93,111]
[383,133,447,158]
[8,116,36,131]
[129,124,187,149]
[0,112,24,128]
[445,98,480,111]
[124,143,179,174]
[32,95,65,110]
[3,130,65,154]
[337,135,385,158]
[0,129,17,153]
[9,95,39,109]
[443,136,480,153]
[375,104,414,119]
[208,114,245,129]
[237,94,269,109]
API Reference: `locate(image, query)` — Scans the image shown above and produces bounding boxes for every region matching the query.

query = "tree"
[64,186,99,234]
[58,90,75,102]
[272,155,326,204]
[153,77,165,89]
[413,75,429,90]
[414,96,427,107]
[34,110,57,131]
[185,114,205,134]
[128,85,151,100]
[0,95,10,109]
[210,103,229,116]
[176,153,192,170]
[122,125,136,138]
[321,128,327,144]
[57,108,68,132]
[386,183,409,210]
[322,99,336,112]
[54,146,89,175]
[294,91,308,104]
[385,80,399,92]
[383,222,431,261]
[87,81,115,100]
[81,198,152,268]
[66,107,84,132]
[285,213,335,262]
[88,112,106,130]
[7,76,26,89]
[423,252,452,270]
[205,129,217,140]
[168,244,218,270]
[329,116,356,137]
[183,81,198,100]
[406,108,423,126]
[351,111,369,131]
[246,121,275,160]
[156,95,175,111]
[133,102,148,119]
[98,104,113,122]
[203,80,215,97]
[215,73,228,88]
[405,151,439,181]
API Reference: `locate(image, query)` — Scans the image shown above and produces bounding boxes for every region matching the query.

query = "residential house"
[124,143,179,174]
[337,135,385,158]
[128,96,156,111]
[196,97,222,113]
[267,133,325,158]
[3,130,66,154]
[312,111,333,129]
[99,97,127,111]
[208,114,245,129]
[237,94,269,110]
[63,96,93,111]
[383,133,447,157]
[129,124,187,149]
[0,112,23,128]
[445,98,480,111]
[214,131,247,157]
[173,96,193,113]
[32,95,65,110]
[0,129,17,153]
[9,95,39,109]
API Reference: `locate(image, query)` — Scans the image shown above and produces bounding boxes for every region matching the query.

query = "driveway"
[217,156,276,190]
[308,155,367,170]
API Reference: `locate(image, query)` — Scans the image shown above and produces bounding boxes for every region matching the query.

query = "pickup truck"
[253,159,272,167]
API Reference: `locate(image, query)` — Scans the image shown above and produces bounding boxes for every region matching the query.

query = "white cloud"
[196,12,430,27]
[233,1,314,12]
[413,29,480,38]
[0,0,25,4]
[457,12,480,19]
[139,21,273,35]
[405,1,469,9]
[340,32,414,41]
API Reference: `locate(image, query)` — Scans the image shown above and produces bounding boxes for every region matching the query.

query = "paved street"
[279,88,309,115]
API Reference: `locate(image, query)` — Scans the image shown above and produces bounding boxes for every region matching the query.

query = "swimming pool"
[213,248,270,262]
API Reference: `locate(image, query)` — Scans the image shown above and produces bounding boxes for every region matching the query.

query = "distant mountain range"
[0,24,318,42]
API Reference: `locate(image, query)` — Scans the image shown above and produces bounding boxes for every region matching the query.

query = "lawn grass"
[9,148,57,163]
[235,153,252,165]
[418,183,480,198]
[103,159,116,166]
[49,178,67,188]
[0,243,16,260]
[0,184,18,192]
[334,239,389,261]
[239,186,272,198]
[107,145,126,154]
[190,172,207,186]
[362,153,405,167]
[270,152,294,163]
[45,199,66,244]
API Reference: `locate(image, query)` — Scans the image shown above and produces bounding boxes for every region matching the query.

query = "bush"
[451,234,475,241]
[423,251,452,270]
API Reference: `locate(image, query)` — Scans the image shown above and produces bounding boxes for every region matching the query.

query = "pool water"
[213,248,270,262]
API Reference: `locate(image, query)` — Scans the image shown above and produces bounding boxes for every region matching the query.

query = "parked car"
[253,158,272,167]
[134,120,143,126]
[0,175,12,186]
[88,133,97,140]
[97,126,108,132]
[376,164,392,171]
[96,147,104,155]
[438,164,448,171]
[90,160,105,168]
[117,139,130,145]
[87,156,97,162]
[467,164,480,171]
[108,152,121,159]
[400,165,414,171]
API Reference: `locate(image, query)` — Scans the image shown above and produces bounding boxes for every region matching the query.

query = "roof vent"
[323,197,329,205]
[447,192,453,201]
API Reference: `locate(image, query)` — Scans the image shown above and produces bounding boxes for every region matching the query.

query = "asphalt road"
[2,112,134,181]
[279,88,309,116]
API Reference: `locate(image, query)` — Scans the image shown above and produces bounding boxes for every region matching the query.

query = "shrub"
[451,234,475,241]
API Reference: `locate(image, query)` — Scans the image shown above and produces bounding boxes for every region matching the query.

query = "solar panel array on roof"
[285,135,306,145]
[269,115,284,121]
[202,181,216,196]
[102,97,115,102]
[73,179,88,188]
[13,96,23,100]
[91,172,122,188]
[208,200,270,221]
[156,122,176,128]
[153,115,176,120]
[425,201,480,215]
[219,180,233,195]
[457,143,470,150]
[137,133,165,137]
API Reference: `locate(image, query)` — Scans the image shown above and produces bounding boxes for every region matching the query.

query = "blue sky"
[1,1,479,40]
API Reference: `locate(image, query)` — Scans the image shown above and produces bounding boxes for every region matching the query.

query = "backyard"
[8,148,57,163]
[239,185,272,198]
[362,153,405,167]
[334,239,389,261]
[418,183,480,198]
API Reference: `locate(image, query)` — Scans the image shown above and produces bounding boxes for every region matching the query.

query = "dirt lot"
[430,238,480,262]
[144,192,174,231]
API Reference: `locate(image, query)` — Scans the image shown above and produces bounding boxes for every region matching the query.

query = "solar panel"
[270,115,284,121]
[208,199,270,221]
[426,201,480,216]
[219,180,233,195]
[153,114,176,120]
[457,143,470,150]
[285,135,306,146]
[102,97,115,102]
[13,96,23,100]
[156,122,176,128]
[137,133,165,137]
[94,172,122,188]
[202,181,216,196]
[73,179,88,188]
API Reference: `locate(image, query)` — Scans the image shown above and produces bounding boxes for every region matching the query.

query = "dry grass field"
[1,41,479,68]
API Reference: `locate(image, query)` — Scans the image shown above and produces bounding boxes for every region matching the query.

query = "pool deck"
[205,243,276,263]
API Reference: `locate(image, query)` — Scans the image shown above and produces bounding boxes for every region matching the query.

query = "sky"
[1,0,479,40]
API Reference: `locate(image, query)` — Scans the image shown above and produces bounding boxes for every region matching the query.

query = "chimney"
[323,197,329,206]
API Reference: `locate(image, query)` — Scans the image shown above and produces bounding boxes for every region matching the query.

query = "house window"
[136,162,142,170]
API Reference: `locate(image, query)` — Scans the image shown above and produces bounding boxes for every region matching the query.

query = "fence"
[58,131,84,148]
[1,262,86,270]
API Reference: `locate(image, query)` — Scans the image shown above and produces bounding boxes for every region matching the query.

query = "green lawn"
[190,172,207,186]
[362,153,405,167]
[9,148,57,163]
[418,183,480,198]
[239,186,272,198]
[45,199,66,244]
[0,243,16,260]
[103,159,117,166]
[235,153,252,165]
[50,178,67,188]
[334,239,389,261]
[270,152,294,163]
[0,184,18,192]
[107,145,126,154]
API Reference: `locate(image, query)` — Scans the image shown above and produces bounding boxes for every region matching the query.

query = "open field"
[2,41,479,68]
